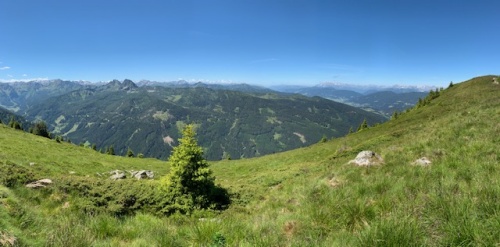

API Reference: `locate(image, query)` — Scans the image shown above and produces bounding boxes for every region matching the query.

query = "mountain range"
[1,75,498,246]
[270,84,432,116]
[0,79,387,160]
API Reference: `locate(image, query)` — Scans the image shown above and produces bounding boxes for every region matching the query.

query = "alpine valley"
[0,79,392,160]
[0,75,498,246]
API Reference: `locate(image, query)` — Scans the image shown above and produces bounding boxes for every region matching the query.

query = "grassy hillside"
[1,75,499,246]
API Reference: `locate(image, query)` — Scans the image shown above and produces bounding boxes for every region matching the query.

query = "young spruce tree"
[160,124,218,214]
[357,118,369,132]
[126,148,134,157]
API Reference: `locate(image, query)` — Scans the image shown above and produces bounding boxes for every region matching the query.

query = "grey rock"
[348,150,384,166]
[109,170,126,180]
[131,170,154,180]
[413,157,432,166]
[25,178,53,188]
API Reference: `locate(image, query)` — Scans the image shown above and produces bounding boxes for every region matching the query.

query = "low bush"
[56,176,161,216]
[0,162,36,187]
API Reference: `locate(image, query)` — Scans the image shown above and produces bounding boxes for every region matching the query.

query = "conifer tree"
[391,111,399,120]
[32,121,50,138]
[126,148,134,157]
[357,119,368,132]
[160,124,218,214]
[8,116,22,130]
[319,135,327,143]
[107,145,115,155]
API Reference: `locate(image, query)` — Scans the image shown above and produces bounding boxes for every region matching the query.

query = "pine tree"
[357,119,368,132]
[319,135,328,143]
[126,148,134,157]
[160,124,218,214]
[107,145,115,155]
[8,116,22,130]
[391,111,399,120]
[31,121,50,138]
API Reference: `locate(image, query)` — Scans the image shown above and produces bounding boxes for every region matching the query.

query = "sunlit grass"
[0,75,499,246]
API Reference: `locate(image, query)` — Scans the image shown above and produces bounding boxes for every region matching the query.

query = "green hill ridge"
[0,75,499,246]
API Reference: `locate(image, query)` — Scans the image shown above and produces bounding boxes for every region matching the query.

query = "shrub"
[0,162,36,187]
[56,176,161,216]
[31,121,51,138]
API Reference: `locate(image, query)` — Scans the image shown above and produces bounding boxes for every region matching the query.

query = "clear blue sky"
[1,0,499,86]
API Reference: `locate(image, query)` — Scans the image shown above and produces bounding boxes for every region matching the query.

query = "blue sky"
[0,0,499,86]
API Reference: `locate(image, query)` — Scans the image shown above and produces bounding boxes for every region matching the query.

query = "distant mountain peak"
[315,82,437,94]
[122,79,138,90]
[105,79,138,91]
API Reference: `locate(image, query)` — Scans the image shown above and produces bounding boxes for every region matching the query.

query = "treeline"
[343,84,451,138]
[390,83,451,121]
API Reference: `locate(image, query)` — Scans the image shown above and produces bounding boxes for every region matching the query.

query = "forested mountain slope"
[0,75,498,246]
[26,81,386,159]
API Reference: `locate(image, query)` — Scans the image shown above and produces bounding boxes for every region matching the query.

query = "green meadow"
[1,75,499,246]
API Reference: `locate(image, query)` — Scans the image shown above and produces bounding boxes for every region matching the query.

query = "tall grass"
[0,75,499,246]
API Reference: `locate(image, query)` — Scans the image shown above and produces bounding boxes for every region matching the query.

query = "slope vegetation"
[0,75,498,246]
[26,82,386,160]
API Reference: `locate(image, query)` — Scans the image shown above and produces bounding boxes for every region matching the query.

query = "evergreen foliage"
[31,121,51,138]
[55,136,63,143]
[357,119,369,132]
[106,145,115,155]
[126,148,134,157]
[160,124,229,215]
[416,88,441,108]
[8,116,22,130]
[319,135,328,143]
[0,75,499,246]
[391,111,399,120]
[21,85,386,160]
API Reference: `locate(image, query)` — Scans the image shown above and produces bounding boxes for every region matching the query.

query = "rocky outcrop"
[25,178,53,188]
[109,170,126,180]
[130,170,154,180]
[107,170,154,180]
[348,150,384,166]
[0,230,17,246]
[413,157,432,166]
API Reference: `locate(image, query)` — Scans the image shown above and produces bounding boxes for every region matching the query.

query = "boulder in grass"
[130,170,154,180]
[109,170,126,180]
[26,179,53,188]
[413,157,432,166]
[348,150,384,166]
